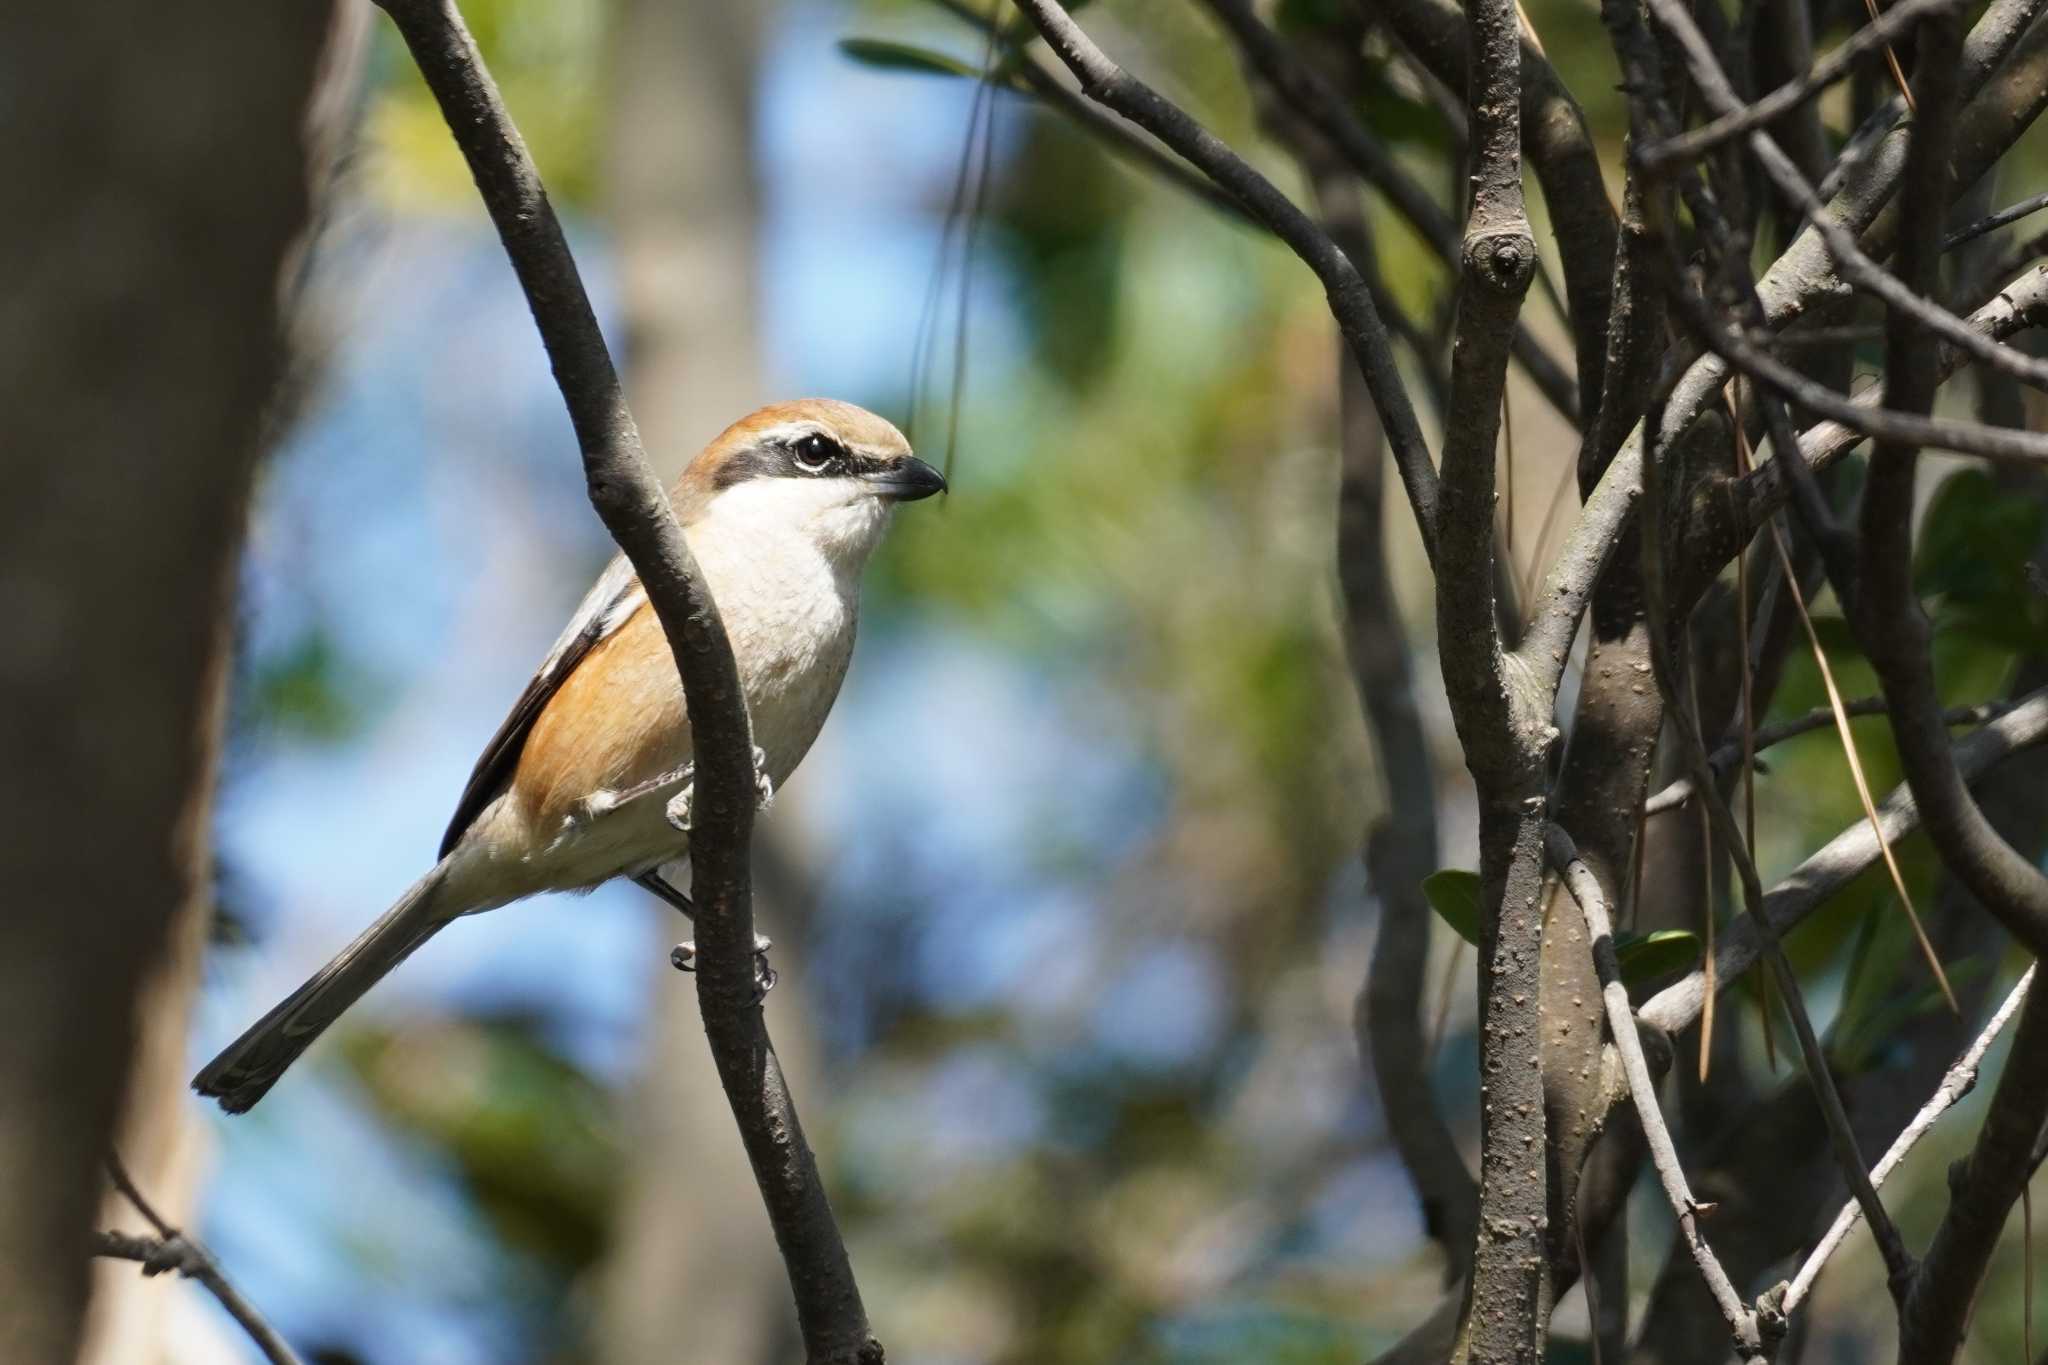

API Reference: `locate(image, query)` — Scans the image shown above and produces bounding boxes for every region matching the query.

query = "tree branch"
[1522,0,2048,684]
[1639,0,2048,397]
[101,1156,300,1365]
[1351,0,1617,419]
[1850,3,2048,966]
[1643,700,2011,817]
[1899,976,2048,1362]
[1546,827,1766,1358]
[1783,966,2036,1314]
[1007,0,1441,560]
[1309,156,1480,1270]
[368,4,877,1359]
[1636,360,1917,1293]
[1197,0,1580,426]
[1639,685,2048,1036]
[1637,0,1970,172]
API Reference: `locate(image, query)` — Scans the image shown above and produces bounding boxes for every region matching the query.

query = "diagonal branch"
[1899,975,2048,1362]
[1007,0,1441,560]
[368,4,877,1360]
[1643,700,2011,817]
[1638,686,2048,1036]
[1637,0,1970,172]
[1547,827,1766,1359]
[102,1156,301,1365]
[1638,0,2048,396]
[1196,0,1580,426]
[1783,966,2036,1314]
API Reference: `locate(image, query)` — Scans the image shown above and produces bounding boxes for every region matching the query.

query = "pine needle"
[1862,0,1917,112]
[1760,512,1956,1013]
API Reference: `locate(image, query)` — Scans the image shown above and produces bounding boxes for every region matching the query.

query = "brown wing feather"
[439,557,645,856]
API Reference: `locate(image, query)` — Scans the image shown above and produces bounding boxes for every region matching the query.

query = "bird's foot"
[663,747,774,834]
[670,933,778,998]
[665,786,694,834]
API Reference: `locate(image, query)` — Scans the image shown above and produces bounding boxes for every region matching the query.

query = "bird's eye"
[791,434,839,473]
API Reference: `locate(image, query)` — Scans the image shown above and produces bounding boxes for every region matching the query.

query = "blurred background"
[83,1,2046,1362]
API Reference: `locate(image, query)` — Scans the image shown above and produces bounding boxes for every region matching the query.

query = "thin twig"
[1639,0,2048,397]
[1667,287,2048,464]
[1782,967,2036,1313]
[367,4,878,1360]
[1945,189,2048,252]
[1637,315,1918,1294]
[102,1155,302,1365]
[1645,700,2010,816]
[1639,686,2048,1036]
[1852,0,2048,969]
[1637,0,1965,171]
[1546,826,1765,1357]
[1900,981,2048,1359]
[1196,0,1580,426]
[1007,0,1442,560]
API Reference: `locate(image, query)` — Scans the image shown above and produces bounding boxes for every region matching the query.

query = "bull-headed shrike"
[195,399,946,1112]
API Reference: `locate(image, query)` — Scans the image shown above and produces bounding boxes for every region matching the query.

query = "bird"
[194,398,946,1112]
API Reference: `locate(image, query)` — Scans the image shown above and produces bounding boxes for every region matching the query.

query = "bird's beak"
[862,456,948,502]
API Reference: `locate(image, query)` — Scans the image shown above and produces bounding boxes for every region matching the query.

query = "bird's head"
[678,398,946,568]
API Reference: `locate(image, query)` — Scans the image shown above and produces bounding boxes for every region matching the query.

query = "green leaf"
[836,38,980,79]
[1916,467,2048,606]
[1614,929,1701,984]
[1423,869,1483,946]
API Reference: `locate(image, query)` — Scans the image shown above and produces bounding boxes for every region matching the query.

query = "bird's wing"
[439,555,648,856]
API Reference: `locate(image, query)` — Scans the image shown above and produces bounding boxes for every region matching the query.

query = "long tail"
[193,864,455,1113]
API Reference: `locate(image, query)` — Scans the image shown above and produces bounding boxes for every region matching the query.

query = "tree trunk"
[0,3,331,1361]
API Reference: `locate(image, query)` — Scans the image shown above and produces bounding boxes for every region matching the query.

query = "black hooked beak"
[862,456,948,502]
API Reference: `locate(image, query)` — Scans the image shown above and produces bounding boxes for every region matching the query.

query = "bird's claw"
[670,933,778,998]
[663,748,774,834]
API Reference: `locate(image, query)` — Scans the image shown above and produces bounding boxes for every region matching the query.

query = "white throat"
[693,477,894,585]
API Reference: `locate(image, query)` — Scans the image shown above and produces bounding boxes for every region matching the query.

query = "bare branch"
[1524,1,2048,684]
[1007,0,1441,559]
[1716,264,2048,547]
[1439,0,1558,1350]
[1783,967,2037,1314]
[1195,0,1580,425]
[1638,0,2048,397]
[1664,288,2048,465]
[367,4,877,1359]
[1900,979,2048,1362]
[1644,700,2011,817]
[1639,686,2048,1036]
[1309,156,1479,1268]
[1546,827,1766,1358]
[1946,188,2048,252]
[1636,346,1917,1292]
[102,1156,301,1365]
[1851,3,2048,966]
[1637,0,1969,172]
[1350,0,1617,420]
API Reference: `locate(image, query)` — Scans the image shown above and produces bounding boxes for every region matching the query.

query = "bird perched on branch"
[195,398,946,1112]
